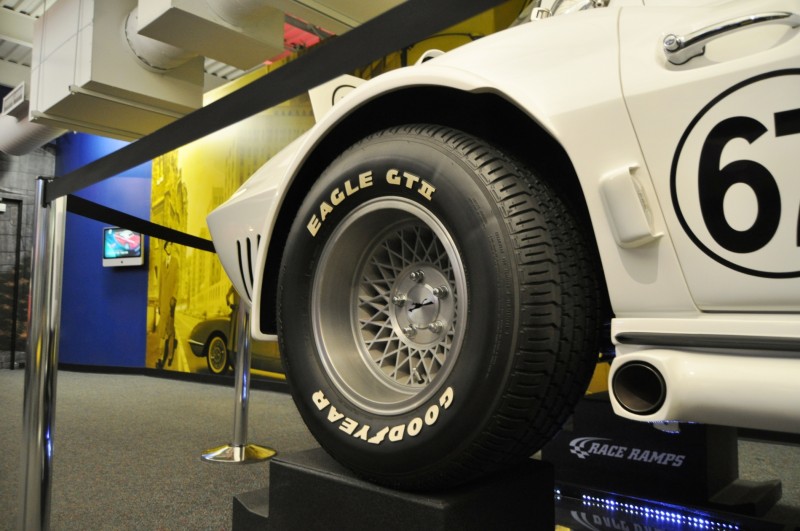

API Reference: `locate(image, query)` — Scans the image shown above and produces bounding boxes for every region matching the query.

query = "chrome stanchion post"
[201,302,275,463]
[19,178,66,531]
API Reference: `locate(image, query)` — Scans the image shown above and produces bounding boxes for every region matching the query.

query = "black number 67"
[699,109,800,254]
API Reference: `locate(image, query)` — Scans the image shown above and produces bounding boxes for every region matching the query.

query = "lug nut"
[432,286,449,299]
[392,294,407,306]
[403,326,417,338]
[409,270,425,282]
[428,320,445,334]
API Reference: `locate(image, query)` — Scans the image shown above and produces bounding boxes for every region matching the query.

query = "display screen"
[103,227,145,267]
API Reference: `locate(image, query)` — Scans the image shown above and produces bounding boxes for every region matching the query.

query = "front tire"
[278,124,602,490]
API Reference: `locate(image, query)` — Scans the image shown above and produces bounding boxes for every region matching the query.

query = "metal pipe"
[232,303,250,446]
[19,178,66,530]
[611,361,666,415]
[201,303,275,463]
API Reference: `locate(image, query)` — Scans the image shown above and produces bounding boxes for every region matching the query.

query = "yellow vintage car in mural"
[188,313,282,376]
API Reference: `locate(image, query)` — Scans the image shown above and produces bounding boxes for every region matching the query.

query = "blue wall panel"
[57,133,151,368]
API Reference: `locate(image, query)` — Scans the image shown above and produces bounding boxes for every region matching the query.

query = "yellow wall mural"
[145,1,528,379]
[146,65,316,377]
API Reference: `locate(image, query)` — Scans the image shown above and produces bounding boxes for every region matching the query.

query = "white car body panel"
[208,0,800,434]
[620,1,800,310]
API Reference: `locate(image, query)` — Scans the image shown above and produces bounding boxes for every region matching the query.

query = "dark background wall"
[0,147,55,368]
[57,133,152,368]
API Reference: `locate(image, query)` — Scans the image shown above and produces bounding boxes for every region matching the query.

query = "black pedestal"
[233,447,555,531]
[542,393,782,516]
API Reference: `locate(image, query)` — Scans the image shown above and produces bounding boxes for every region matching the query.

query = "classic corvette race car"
[207,0,800,489]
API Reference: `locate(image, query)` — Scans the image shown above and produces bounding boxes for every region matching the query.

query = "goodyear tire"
[278,124,603,490]
[205,335,229,375]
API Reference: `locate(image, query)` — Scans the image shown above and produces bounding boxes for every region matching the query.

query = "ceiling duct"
[264,0,404,34]
[0,113,66,156]
[124,7,197,71]
[0,0,399,155]
[28,0,205,142]
[206,0,280,26]
[136,0,285,70]
[0,83,65,156]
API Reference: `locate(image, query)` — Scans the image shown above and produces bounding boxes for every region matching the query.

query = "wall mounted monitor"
[103,227,144,267]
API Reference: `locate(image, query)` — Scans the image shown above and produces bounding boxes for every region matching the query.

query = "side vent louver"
[235,235,260,302]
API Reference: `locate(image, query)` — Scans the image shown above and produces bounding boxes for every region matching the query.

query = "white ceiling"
[0,1,41,88]
[0,0,401,94]
[0,0,266,93]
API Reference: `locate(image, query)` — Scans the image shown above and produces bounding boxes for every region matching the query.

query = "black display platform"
[542,393,782,516]
[233,447,555,531]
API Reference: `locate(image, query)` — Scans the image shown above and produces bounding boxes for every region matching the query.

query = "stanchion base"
[201,444,276,464]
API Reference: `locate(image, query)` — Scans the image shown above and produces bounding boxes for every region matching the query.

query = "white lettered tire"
[278,124,603,490]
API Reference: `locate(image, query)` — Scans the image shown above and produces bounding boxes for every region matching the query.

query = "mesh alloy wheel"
[312,199,467,415]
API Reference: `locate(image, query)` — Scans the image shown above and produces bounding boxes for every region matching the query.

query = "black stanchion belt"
[66,195,215,253]
[45,0,505,204]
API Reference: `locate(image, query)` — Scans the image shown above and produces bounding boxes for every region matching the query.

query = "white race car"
[208,0,800,490]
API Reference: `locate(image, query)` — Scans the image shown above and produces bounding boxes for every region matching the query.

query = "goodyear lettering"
[352,424,371,441]
[439,386,454,409]
[312,390,330,410]
[389,425,405,442]
[424,404,439,425]
[306,169,436,237]
[368,426,389,445]
[327,406,344,423]
[339,417,358,435]
[311,386,455,445]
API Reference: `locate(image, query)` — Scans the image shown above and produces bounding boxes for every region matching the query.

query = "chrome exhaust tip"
[612,361,666,416]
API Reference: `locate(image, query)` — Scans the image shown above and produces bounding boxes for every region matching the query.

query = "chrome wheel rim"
[312,198,466,415]
[208,337,227,373]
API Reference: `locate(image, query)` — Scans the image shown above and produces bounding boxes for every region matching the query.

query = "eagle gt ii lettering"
[306,169,436,237]
[207,0,800,490]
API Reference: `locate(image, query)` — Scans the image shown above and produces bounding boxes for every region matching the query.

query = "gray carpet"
[2,369,799,530]
[0,369,318,530]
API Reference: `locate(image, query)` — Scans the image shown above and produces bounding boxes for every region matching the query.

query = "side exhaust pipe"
[608,349,800,433]
[611,361,666,416]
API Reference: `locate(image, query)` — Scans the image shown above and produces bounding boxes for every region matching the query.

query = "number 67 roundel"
[671,69,800,278]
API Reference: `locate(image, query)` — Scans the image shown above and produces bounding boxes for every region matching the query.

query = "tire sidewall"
[279,130,520,482]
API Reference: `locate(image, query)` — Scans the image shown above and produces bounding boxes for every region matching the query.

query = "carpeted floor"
[1,369,799,530]
[0,369,318,530]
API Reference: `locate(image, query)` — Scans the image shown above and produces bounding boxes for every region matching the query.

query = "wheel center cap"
[390,264,454,346]
[406,285,439,327]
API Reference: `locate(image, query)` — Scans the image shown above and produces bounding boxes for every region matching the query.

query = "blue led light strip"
[580,494,741,531]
